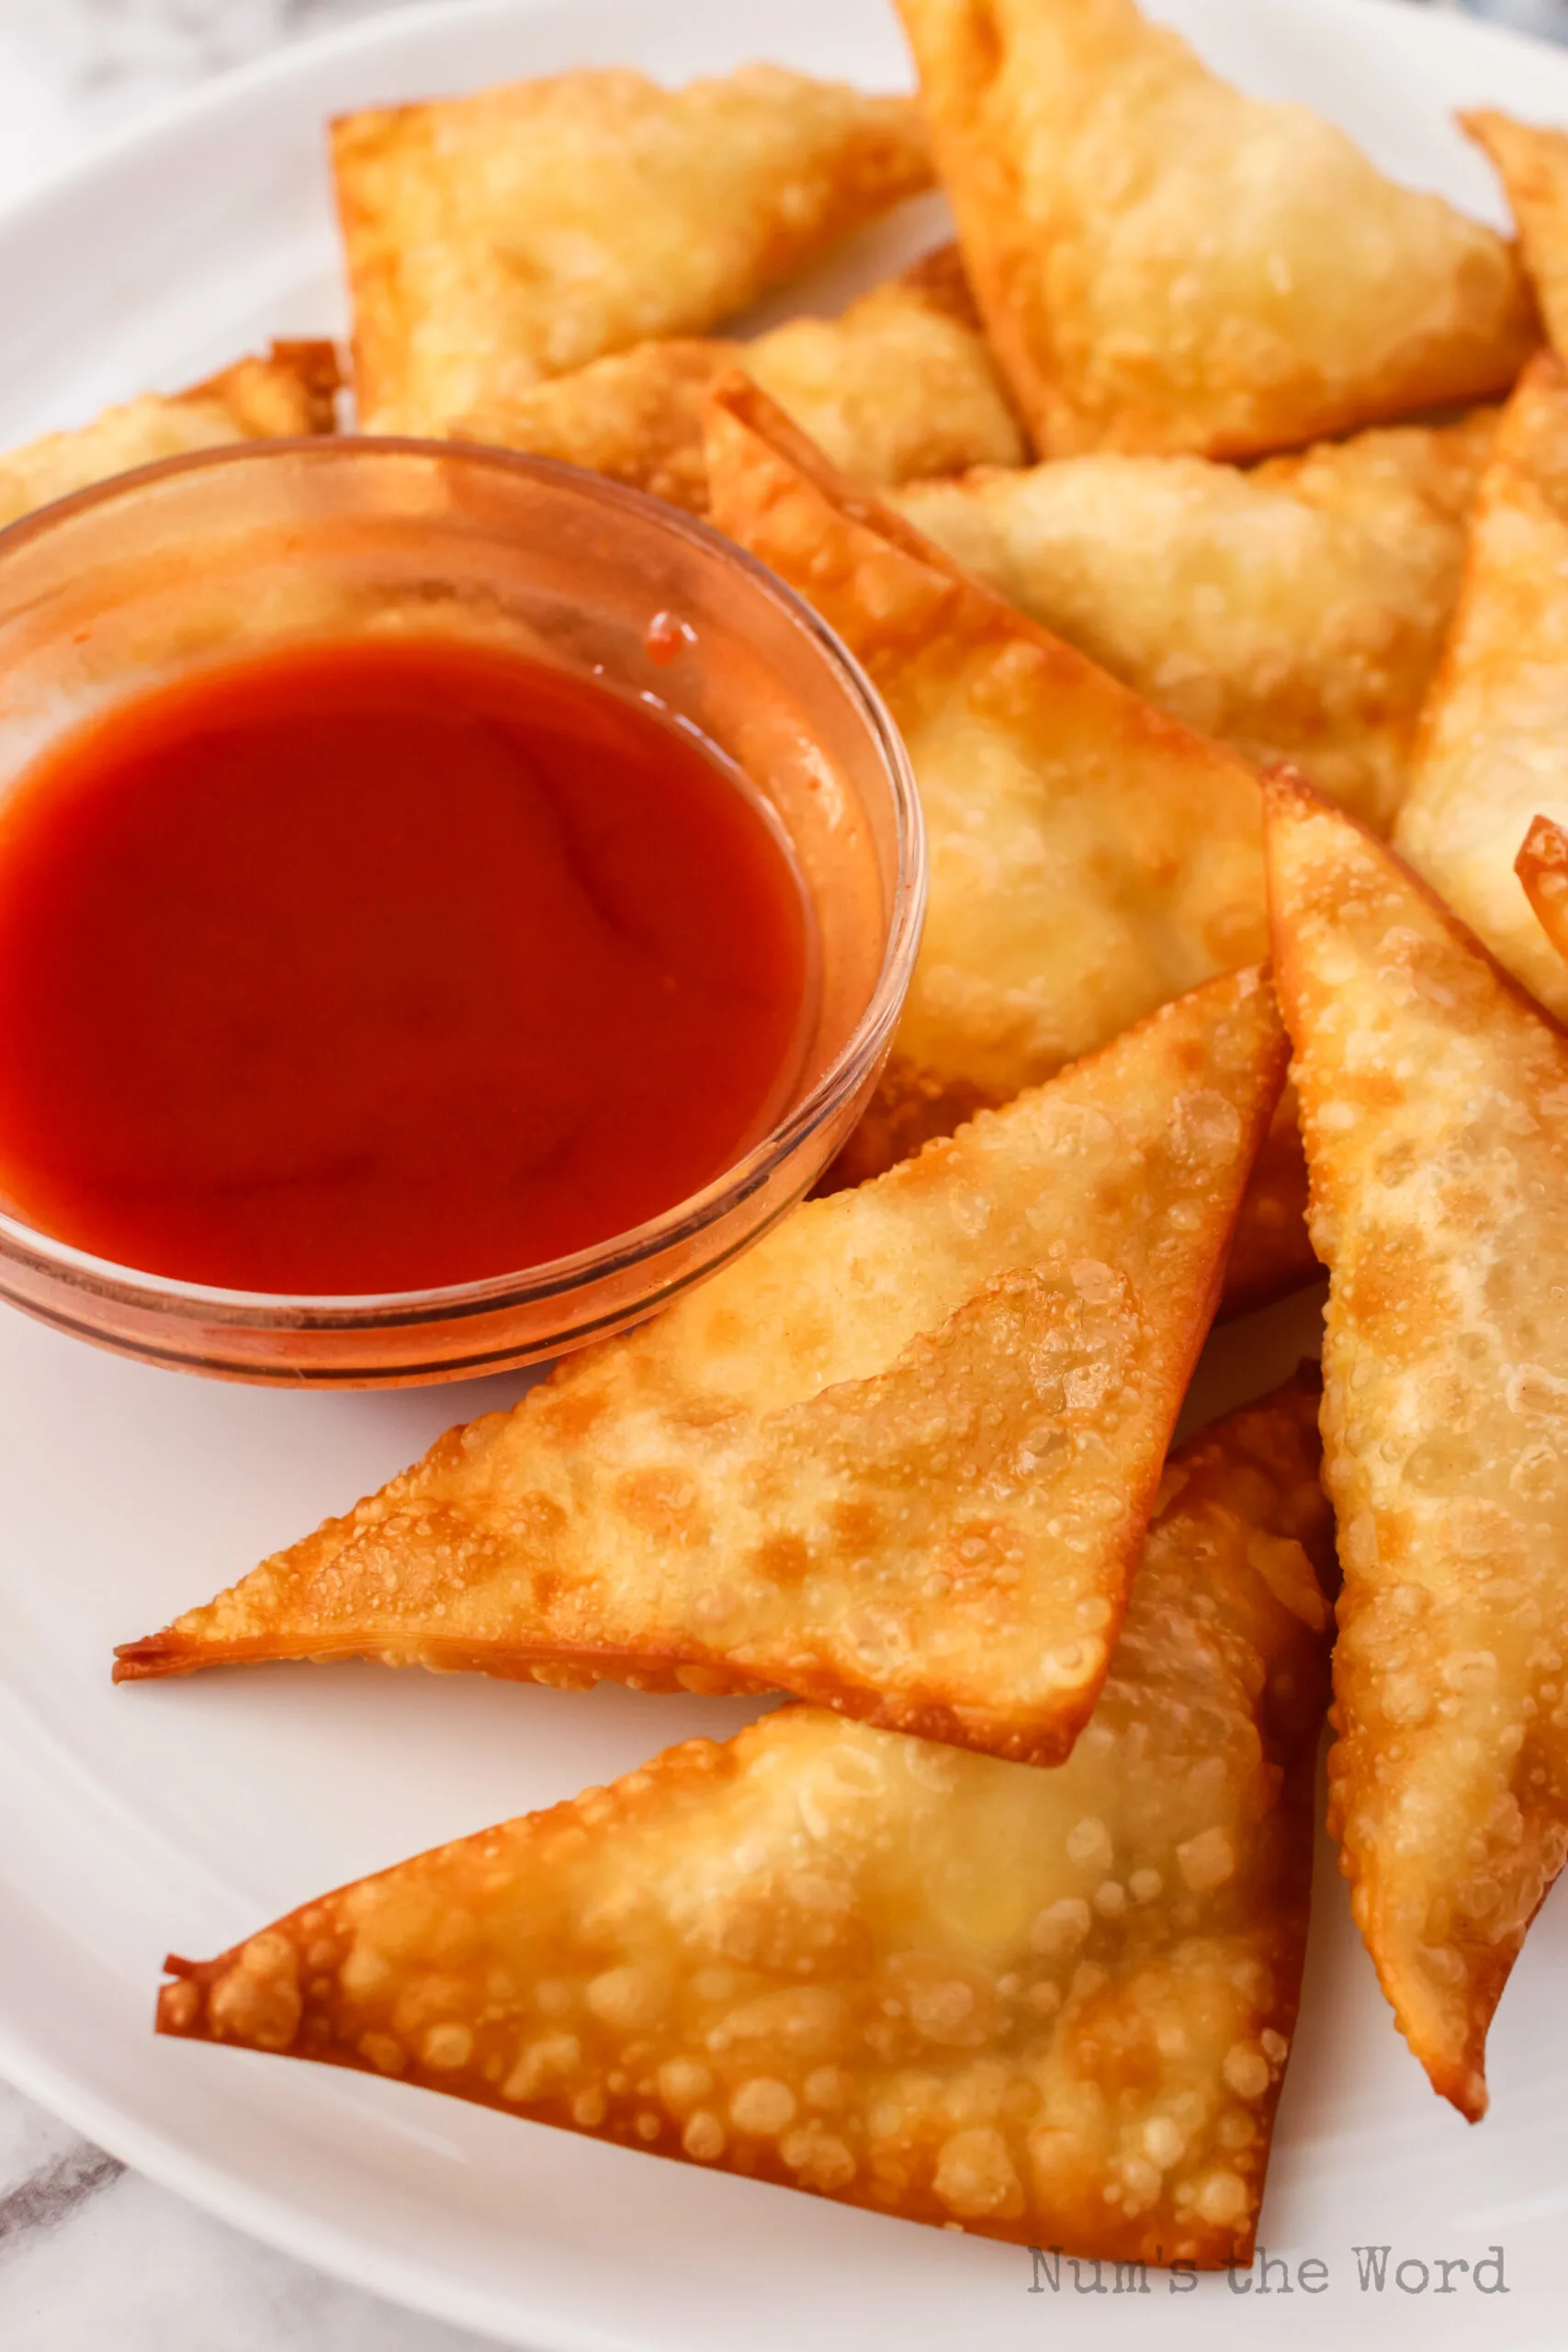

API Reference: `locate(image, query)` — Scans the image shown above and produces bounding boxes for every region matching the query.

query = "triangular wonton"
[334,66,932,433]
[118,967,1285,1767]
[1267,772,1568,2120]
[0,342,339,530]
[453,245,1024,514]
[1395,353,1568,1024]
[894,0,1535,458]
[811,1062,1314,1329]
[1466,111,1568,360]
[703,376,1268,1098]
[895,412,1497,835]
[157,1374,1333,2267]
[704,377,1311,1315]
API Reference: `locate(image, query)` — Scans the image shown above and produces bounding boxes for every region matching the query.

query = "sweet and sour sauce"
[0,637,810,1295]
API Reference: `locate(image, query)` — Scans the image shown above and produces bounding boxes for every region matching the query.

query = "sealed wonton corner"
[1517,812,1568,962]
[157,1374,1334,2267]
[333,65,932,433]
[453,244,1024,514]
[118,966,1286,1768]
[0,341,340,532]
[1395,352,1568,1024]
[1266,769,1568,2120]
[894,410,1498,837]
[895,0,1535,459]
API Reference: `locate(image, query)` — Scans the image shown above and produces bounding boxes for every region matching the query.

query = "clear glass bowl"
[0,439,923,1384]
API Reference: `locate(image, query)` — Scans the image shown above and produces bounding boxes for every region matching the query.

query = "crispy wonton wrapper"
[894,0,1536,459]
[1267,771,1568,2120]
[814,1067,1314,1328]
[895,412,1498,837]
[703,377,1268,1097]
[157,1374,1333,2266]
[1466,112,1568,360]
[118,967,1285,1765]
[704,377,1314,1314]
[0,341,339,530]
[1517,812,1568,964]
[1395,354,1568,1024]
[455,244,1025,514]
[334,66,932,433]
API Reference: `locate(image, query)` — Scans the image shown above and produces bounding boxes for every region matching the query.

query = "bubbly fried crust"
[157,1375,1332,2266]
[457,342,728,512]
[0,341,341,529]
[817,1062,1315,1325]
[1266,771,1568,2120]
[188,341,341,437]
[894,0,1536,459]
[812,1054,1000,1197]
[333,66,931,433]
[452,244,1023,513]
[740,243,1027,489]
[1396,355,1568,1023]
[1516,813,1568,963]
[896,412,1497,835]
[1466,112,1568,360]
[703,376,1268,1098]
[117,968,1285,1764]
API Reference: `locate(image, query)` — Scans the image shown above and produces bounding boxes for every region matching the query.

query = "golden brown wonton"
[158,1375,1333,2267]
[0,341,339,531]
[815,1065,1315,1327]
[702,377,1268,1099]
[455,244,1024,513]
[1395,353,1568,1023]
[118,967,1285,1767]
[1466,111,1568,359]
[1516,812,1568,963]
[894,0,1536,458]
[333,66,932,433]
[895,411,1498,835]
[814,1053,999,1197]
[1266,772,1568,2120]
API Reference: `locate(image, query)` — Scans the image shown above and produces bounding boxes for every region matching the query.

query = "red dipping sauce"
[0,639,811,1295]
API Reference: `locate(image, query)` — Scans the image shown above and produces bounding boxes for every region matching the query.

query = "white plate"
[0,1,1566,2345]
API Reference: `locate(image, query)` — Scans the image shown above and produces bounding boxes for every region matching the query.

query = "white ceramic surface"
[1,2,1567,2346]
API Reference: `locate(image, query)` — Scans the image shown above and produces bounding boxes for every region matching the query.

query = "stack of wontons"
[42,0,1568,2273]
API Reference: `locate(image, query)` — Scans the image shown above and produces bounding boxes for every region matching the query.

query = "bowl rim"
[0,432,927,1329]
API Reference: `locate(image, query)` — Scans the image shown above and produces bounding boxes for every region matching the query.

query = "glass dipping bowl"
[0,439,923,1384]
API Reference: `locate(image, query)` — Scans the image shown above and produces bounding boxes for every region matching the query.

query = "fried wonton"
[894,0,1536,459]
[1395,354,1568,1024]
[1466,112,1568,360]
[157,1374,1333,2266]
[1266,771,1568,2120]
[0,341,340,531]
[118,967,1285,1765]
[334,66,932,433]
[814,1053,999,1196]
[703,377,1268,1098]
[455,244,1025,514]
[1517,812,1568,964]
[815,1065,1314,1326]
[895,410,1498,835]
